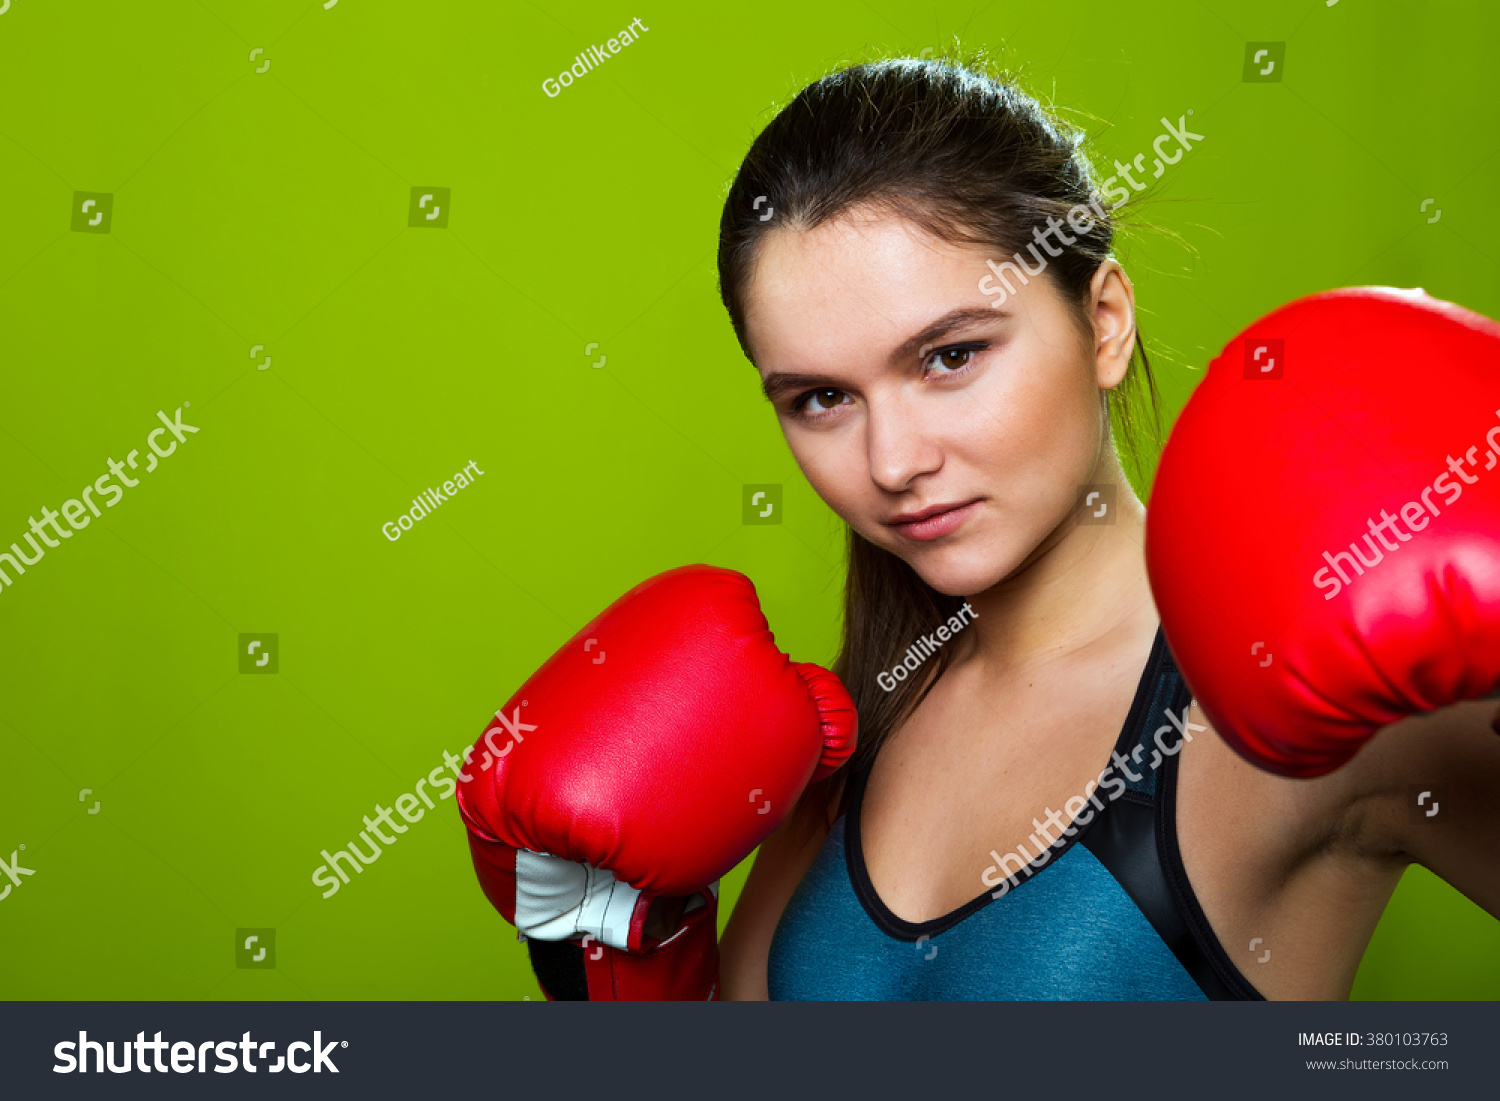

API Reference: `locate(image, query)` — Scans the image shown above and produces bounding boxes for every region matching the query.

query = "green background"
[0,0,1495,1001]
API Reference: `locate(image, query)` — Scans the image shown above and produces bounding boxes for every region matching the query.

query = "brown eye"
[802,388,846,413]
[931,348,975,372]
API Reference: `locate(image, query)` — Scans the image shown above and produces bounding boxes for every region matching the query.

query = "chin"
[895,540,1018,599]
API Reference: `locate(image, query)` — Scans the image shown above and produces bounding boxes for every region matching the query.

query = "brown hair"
[716,53,1163,826]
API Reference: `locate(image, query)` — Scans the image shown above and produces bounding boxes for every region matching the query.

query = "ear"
[1089,261,1137,390]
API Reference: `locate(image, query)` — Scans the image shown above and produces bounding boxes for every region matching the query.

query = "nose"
[866,389,943,493]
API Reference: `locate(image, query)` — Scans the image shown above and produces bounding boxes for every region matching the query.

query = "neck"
[960,448,1156,672]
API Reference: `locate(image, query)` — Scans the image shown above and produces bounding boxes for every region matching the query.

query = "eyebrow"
[759,306,1009,404]
[761,371,840,403]
[889,306,1009,366]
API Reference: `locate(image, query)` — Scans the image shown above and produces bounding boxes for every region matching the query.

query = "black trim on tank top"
[1078,649,1264,1000]
[843,627,1167,941]
[1156,702,1266,1000]
[843,625,1264,1000]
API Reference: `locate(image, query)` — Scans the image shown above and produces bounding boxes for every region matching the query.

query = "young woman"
[713,57,1500,1000]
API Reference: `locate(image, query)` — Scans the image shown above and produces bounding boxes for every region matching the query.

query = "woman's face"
[742,208,1135,597]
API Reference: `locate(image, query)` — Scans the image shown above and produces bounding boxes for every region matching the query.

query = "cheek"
[942,347,1104,526]
[782,425,871,522]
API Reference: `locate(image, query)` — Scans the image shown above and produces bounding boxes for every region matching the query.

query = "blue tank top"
[767,628,1264,1000]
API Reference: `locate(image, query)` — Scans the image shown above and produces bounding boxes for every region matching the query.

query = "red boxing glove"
[1146,287,1500,777]
[456,564,857,998]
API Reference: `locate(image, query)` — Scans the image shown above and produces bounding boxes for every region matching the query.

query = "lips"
[886,499,983,542]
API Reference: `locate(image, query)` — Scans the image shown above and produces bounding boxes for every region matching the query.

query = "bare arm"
[1350,700,1500,918]
[719,800,833,1000]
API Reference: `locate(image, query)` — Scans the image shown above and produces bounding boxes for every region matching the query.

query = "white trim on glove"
[512,851,719,952]
[513,851,644,949]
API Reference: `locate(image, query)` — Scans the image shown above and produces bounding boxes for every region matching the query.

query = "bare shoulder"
[1339,698,1500,795]
[1176,702,1408,997]
[1330,699,1500,912]
[1178,697,1500,996]
[1179,701,1369,864]
[1179,697,1497,863]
